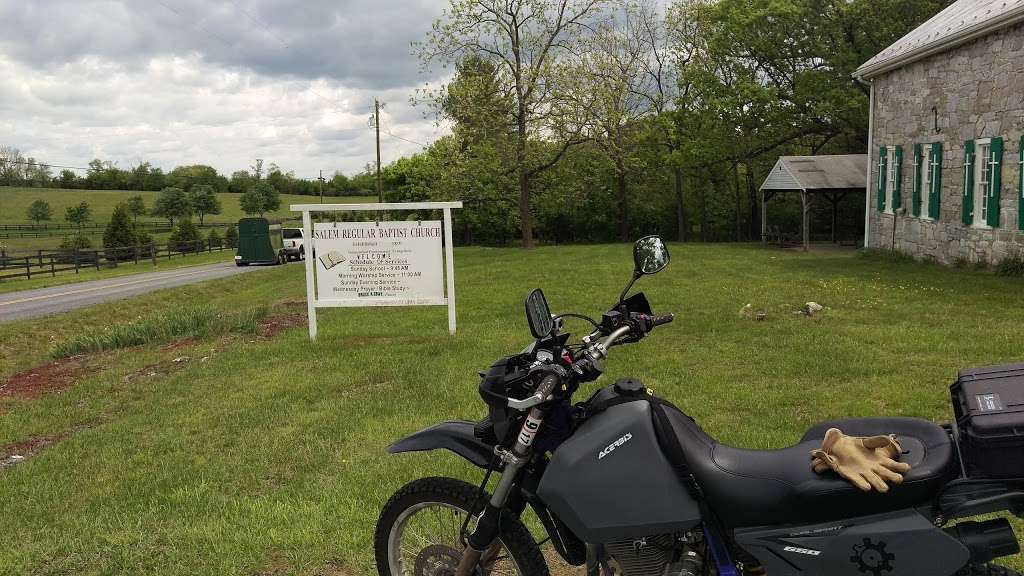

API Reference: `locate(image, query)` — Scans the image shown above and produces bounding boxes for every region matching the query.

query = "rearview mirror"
[633,235,670,275]
[525,289,554,339]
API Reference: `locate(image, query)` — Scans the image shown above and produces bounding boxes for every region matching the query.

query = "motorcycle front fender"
[388,420,494,469]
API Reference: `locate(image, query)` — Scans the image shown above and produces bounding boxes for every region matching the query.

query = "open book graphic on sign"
[319,250,347,270]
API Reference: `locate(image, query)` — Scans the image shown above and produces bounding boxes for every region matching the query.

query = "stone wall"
[868,22,1024,264]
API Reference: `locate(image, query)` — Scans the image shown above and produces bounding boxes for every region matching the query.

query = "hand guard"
[809,428,911,492]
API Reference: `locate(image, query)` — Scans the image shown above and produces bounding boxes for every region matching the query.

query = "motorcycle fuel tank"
[537,400,702,543]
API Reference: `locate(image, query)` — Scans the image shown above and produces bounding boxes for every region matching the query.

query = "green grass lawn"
[2,244,1024,575]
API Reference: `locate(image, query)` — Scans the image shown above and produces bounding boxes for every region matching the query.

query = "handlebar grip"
[535,373,560,398]
[651,313,675,327]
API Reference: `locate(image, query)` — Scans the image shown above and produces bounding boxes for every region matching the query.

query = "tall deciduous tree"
[572,0,666,241]
[126,195,147,222]
[27,199,52,225]
[64,201,92,231]
[151,187,192,227]
[417,0,607,248]
[239,182,280,217]
[188,185,221,225]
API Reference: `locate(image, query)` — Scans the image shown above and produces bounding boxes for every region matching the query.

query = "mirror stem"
[618,271,641,304]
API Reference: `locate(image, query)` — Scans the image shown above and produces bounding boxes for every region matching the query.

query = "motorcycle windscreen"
[537,401,701,543]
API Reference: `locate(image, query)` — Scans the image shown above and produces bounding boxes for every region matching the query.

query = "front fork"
[454,407,545,576]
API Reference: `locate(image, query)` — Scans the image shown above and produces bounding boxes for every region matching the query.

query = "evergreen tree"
[103,204,138,255]
[168,218,202,253]
[207,228,223,248]
[224,225,238,248]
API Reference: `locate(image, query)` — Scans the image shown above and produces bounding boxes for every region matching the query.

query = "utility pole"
[374,98,383,204]
[319,169,324,204]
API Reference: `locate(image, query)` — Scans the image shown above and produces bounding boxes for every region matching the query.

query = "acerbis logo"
[783,546,822,556]
[598,433,632,460]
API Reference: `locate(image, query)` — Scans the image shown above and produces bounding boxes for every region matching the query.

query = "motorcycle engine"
[606,535,703,576]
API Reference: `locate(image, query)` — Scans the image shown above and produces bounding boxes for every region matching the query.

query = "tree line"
[386,0,947,246]
[0,149,381,198]
[3,0,948,247]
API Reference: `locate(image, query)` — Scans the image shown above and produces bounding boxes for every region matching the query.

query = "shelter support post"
[800,189,810,252]
[761,190,767,244]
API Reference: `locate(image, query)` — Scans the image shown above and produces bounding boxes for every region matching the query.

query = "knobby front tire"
[374,476,549,576]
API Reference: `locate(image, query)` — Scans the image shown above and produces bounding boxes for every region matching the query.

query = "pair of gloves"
[810,428,911,492]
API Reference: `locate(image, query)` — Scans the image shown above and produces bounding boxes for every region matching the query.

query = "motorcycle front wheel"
[374,476,549,576]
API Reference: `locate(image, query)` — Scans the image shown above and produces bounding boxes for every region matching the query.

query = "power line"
[382,130,429,147]
[5,159,90,171]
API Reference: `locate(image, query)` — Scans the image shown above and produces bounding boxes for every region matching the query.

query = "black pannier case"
[952,363,1024,478]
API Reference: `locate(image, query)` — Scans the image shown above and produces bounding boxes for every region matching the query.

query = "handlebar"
[651,313,674,327]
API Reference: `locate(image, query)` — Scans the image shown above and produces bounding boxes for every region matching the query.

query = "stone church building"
[856,0,1024,264]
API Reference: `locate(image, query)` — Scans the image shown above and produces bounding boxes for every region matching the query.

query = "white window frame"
[885,145,898,214]
[920,144,935,220]
[974,138,991,228]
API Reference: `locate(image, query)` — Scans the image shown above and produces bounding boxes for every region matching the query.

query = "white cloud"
[0,0,450,177]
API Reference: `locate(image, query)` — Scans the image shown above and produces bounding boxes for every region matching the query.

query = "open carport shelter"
[759,154,867,250]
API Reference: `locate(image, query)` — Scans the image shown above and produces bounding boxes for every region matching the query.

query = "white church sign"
[290,202,462,340]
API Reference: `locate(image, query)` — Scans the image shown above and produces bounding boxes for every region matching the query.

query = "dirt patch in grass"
[0,356,99,400]
[0,421,97,469]
[260,313,307,338]
[123,355,194,384]
[259,301,308,338]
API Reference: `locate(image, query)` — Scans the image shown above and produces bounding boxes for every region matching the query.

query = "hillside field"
[2,244,1024,574]
[0,187,374,251]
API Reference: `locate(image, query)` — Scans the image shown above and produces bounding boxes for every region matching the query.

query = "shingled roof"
[760,155,867,192]
[855,0,1024,80]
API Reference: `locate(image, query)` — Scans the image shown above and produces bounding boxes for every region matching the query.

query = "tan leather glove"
[809,428,911,492]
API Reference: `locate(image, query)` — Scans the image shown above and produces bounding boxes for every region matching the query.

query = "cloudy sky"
[0,0,452,178]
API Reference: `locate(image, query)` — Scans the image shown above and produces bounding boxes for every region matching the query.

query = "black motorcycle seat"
[664,410,955,528]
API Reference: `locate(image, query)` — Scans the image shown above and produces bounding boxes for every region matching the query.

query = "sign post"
[290,202,463,340]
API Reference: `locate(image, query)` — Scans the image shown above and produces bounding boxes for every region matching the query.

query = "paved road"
[0,261,266,323]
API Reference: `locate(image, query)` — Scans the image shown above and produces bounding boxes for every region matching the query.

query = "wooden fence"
[0,217,301,239]
[0,240,233,282]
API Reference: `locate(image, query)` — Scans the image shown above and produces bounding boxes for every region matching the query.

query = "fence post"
[94,250,100,271]
[74,249,80,274]
[151,244,157,265]
[208,239,212,253]
[50,254,55,277]
[37,249,42,266]
[134,245,140,265]
[25,257,31,280]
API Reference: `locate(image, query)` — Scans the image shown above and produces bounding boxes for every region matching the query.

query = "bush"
[207,228,223,248]
[168,218,203,253]
[225,225,238,248]
[59,234,92,250]
[995,254,1024,277]
[135,227,155,257]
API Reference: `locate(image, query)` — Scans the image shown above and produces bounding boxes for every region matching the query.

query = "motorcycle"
[374,236,1024,576]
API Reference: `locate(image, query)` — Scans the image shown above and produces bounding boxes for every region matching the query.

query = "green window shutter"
[911,144,922,216]
[929,142,943,219]
[892,146,903,209]
[877,146,887,212]
[987,137,1003,228]
[1019,136,1024,230]
[963,140,975,226]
